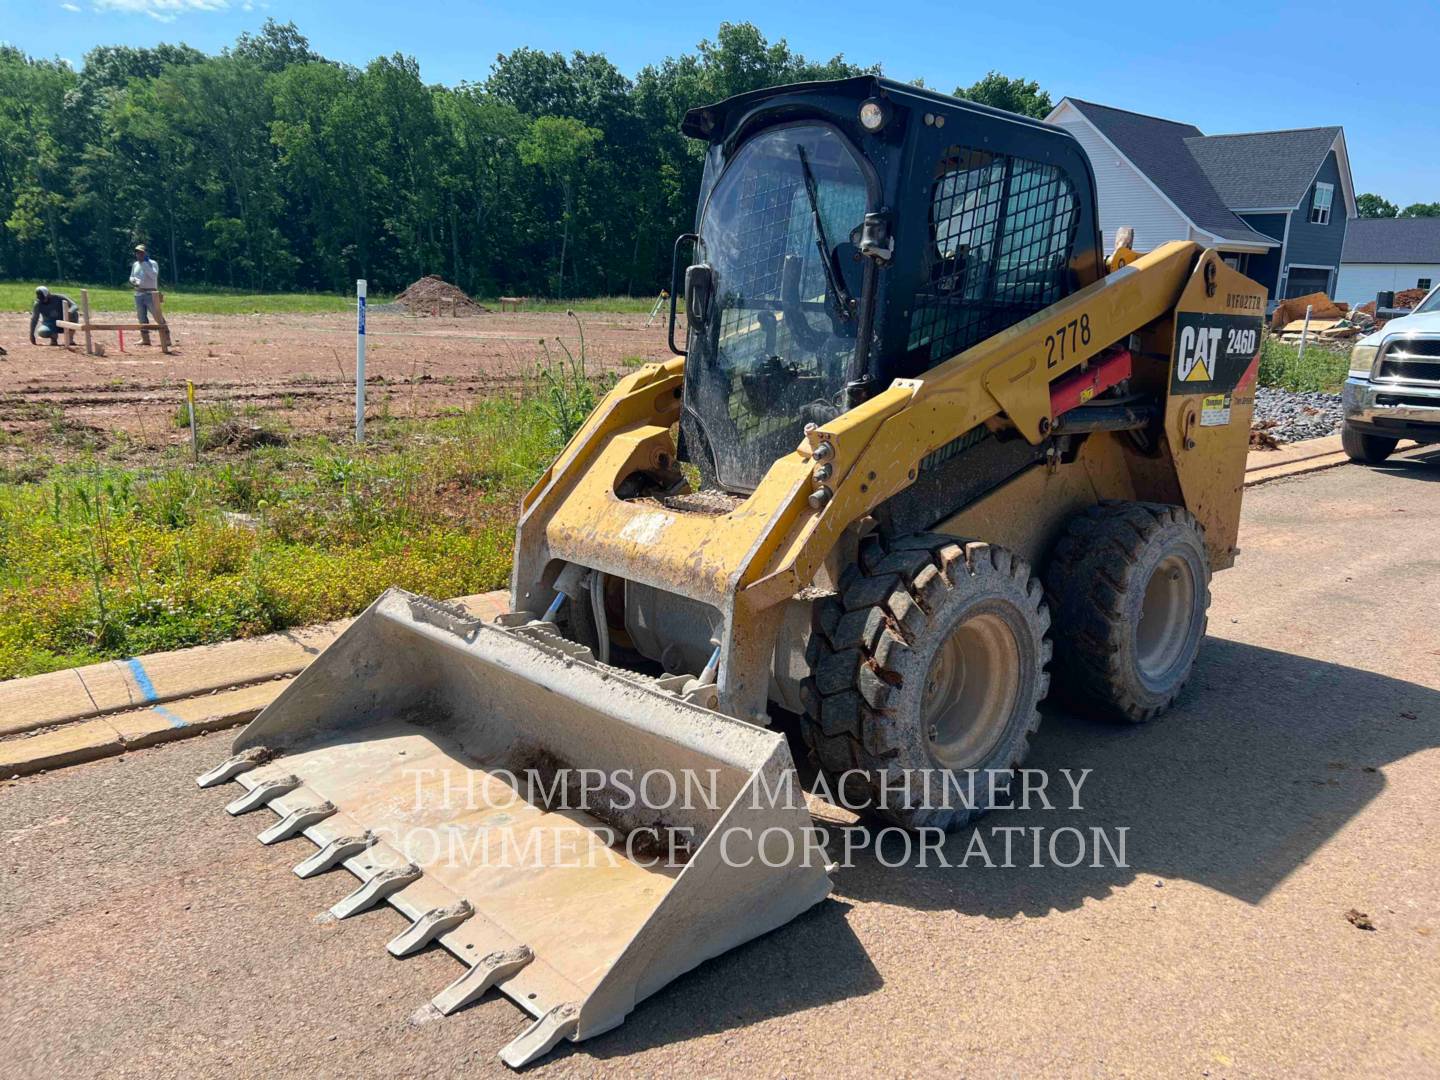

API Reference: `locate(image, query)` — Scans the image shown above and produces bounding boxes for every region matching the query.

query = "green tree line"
[1357,193,1440,219]
[0,19,1052,300]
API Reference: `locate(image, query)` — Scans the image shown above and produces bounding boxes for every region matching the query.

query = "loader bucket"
[196,588,832,1067]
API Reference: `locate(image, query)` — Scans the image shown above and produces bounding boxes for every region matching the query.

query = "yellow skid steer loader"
[198,76,1266,1066]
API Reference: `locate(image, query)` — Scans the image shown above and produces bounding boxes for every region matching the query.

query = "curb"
[1242,436,1423,487]
[1,591,508,778]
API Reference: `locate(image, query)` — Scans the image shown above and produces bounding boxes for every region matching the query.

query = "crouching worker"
[29,286,77,347]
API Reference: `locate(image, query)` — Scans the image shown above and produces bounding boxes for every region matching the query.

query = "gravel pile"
[1252,387,1344,444]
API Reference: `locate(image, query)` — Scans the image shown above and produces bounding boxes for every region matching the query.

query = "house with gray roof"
[1044,98,1355,306]
[1336,217,1440,306]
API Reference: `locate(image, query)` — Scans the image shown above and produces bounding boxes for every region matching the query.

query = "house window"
[1419,277,1433,290]
[1309,182,1334,225]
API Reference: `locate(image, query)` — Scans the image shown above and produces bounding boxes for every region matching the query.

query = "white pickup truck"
[1342,284,1440,462]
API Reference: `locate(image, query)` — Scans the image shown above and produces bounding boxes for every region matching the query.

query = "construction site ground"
[3,454,1437,1078]
[0,307,667,463]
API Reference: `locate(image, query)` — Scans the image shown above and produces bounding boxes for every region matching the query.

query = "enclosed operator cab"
[673,75,1105,493]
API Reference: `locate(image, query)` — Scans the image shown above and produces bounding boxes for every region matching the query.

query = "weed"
[533,313,615,444]
[0,330,613,681]
[1255,334,1350,394]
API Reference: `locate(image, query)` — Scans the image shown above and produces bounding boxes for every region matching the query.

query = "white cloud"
[61,2,81,11]
[91,0,229,22]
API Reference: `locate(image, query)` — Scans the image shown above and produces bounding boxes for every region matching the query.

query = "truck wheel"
[800,533,1050,831]
[1341,424,1397,464]
[1046,502,1209,723]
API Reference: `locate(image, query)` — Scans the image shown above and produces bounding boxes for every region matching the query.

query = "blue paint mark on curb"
[125,658,160,702]
[151,705,188,729]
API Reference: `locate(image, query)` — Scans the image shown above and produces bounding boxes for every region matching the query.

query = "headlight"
[858,99,889,132]
[1348,342,1379,378]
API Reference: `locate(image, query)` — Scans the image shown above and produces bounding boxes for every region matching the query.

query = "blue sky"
[4,0,1434,205]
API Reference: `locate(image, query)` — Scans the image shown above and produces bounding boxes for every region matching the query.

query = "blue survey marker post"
[355,279,367,443]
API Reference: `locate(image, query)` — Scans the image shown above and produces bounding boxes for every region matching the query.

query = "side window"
[1418,277,1432,291]
[1310,182,1334,225]
[908,146,1079,367]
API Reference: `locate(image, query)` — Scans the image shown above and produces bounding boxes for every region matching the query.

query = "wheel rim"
[922,611,1021,770]
[1135,553,1196,682]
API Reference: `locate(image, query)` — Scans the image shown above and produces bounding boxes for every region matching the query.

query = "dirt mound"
[1393,288,1428,310]
[394,275,486,315]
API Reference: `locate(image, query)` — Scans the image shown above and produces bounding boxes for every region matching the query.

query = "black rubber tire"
[1045,502,1210,723]
[1341,423,1397,464]
[800,532,1051,831]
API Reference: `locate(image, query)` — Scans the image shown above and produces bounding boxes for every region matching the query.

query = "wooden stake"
[81,289,93,356]
[153,291,172,354]
[186,380,198,463]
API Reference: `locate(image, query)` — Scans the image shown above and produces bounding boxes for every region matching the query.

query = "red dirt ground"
[0,307,671,463]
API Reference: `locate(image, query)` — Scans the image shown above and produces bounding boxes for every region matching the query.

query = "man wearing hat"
[128,244,161,345]
[29,286,78,347]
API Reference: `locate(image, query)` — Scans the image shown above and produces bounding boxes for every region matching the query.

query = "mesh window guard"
[908,146,1079,367]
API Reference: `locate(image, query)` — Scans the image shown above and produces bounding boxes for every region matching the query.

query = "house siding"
[1049,103,1193,254]
[1238,212,1287,297]
[1279,150,1348,298]
[1335,263,1440,305]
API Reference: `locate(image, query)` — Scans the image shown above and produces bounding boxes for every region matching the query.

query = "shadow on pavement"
[831,638,1440,917]
[1369,445,1440,480]
[562,898,881,1062]
[553,636,1439,1058]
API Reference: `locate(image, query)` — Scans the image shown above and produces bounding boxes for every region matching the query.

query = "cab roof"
[681,75,1067,142]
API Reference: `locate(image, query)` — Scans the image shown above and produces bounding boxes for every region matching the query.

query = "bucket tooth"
[431,945,534,1016]
[387,900,475,957]
[293,832,376,879]
[499,1002,580,1069]
[257,801,336,845]
[196,747,270,788]
[224,774,300,815]
[329,864,421,919]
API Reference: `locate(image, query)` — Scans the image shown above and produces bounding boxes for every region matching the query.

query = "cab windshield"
[686,124,872,492]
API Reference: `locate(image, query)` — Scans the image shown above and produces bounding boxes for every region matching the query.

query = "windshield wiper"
[796,145,853,320]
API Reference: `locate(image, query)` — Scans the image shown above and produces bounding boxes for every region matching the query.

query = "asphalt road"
[4,453,1438,1079]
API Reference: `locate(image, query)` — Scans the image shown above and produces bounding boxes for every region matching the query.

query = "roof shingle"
[1342,217,1440,264]
[1183,128,1341,210]
[1064,99,1277,248]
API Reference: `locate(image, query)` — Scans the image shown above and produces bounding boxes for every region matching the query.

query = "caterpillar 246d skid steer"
[198,76,1266,1066]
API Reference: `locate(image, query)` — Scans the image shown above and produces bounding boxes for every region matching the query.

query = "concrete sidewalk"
[0,591,507,777]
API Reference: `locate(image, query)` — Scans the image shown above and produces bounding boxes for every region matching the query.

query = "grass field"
[3,282,671,316]
[478,294,672,314]
[0,344,606,680]
[1256,333,1352,394]
[0,281,364,316]
[0,400,553,679]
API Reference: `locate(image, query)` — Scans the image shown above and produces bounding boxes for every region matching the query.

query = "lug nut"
[813,441,833,461]
[814,463,833,481]
[808,487,832,511]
